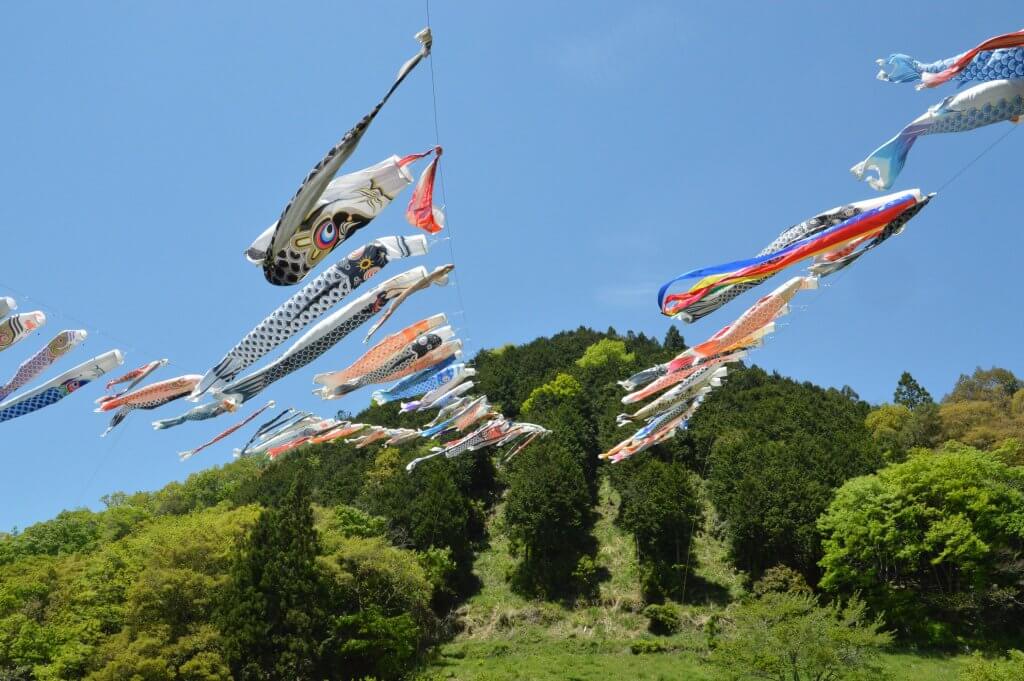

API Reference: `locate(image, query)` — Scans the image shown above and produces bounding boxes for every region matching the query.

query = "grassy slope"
[419,479,971,681]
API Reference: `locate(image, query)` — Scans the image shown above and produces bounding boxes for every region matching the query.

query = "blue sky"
[0,2,1020,530]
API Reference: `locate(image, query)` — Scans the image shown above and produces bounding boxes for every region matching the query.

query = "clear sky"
[0,1,1020,530]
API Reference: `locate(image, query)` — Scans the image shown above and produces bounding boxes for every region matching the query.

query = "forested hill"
[1,327,1022,680]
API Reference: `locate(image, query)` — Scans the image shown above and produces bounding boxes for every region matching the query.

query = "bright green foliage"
[866,402,942,462]
[939,368,1024,448]
[321,504,388,541]
[894,371,933,409]
[504,442,595,599]
[575,339,635,371]
[818,448,1024,644]
[947,368,1021,405]
[959,650,1024,681]
[0,505,258,680]
[521,373,582,414]
[615,459,701,602]
[318,536,434,678]
[710,591,892,681]
[0,510,101,566]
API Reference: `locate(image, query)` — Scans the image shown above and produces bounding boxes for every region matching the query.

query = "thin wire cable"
[936,123,1017,193]
[425,0,475,357]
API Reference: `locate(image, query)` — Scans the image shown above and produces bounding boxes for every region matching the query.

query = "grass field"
[418,480,975,681]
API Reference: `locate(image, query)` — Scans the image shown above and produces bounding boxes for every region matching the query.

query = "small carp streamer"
[103,359,169,398]
[425,395,472,428]
[311,314,447,390]
[216,267,448,407]
[153,401,234,430]
[370,355,459,405]
[255,29,433,285]
[406,146,445,233]
[399,365,475,412]
[876,29,1024,89]
[0,330,87,401]
[0,311,46,355]
[420,396,491,439]
[178,400,276,461]
[96,375,202,437]
[197,235,428,399]
[314,327,459,400]
[406,418,510,471]
[852,80,1024,190]
[0,350,123,424]
[363,264,453,342]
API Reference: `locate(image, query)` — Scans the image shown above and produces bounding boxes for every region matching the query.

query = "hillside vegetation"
[1,327,1022,680]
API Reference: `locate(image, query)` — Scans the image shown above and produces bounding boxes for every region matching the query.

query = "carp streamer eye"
[314,219,338,250]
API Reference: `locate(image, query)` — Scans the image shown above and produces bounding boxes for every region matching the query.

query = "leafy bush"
[629,639,669,655]
[710,592,891,681]
[642,604,680,636]
[959,650,1024,681]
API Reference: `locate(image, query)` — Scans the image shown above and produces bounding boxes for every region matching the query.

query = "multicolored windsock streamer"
[671,191,914,322]
[255,28,433,285]
[0,350,123,424]
[876,29,1024,89]
[658,191,928,318]
[0,330,87,401]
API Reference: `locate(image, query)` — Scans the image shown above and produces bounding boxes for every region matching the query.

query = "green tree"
[504,442,595,599]
[947,367,1021,406]
[894,371,933,409]
[616,459,701,602]
[688,366,882,582]
[710,591,892,681]
[818,448,1024,644]
[662,326,686,352]
[219,479,324,680]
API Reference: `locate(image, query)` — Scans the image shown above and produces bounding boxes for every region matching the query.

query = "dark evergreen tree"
[662,325,686,352]
[688,366,882,582]
[504,442,595,599]
[219,478,324,680]
[894,371,933,410]
[617,459,702,602]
